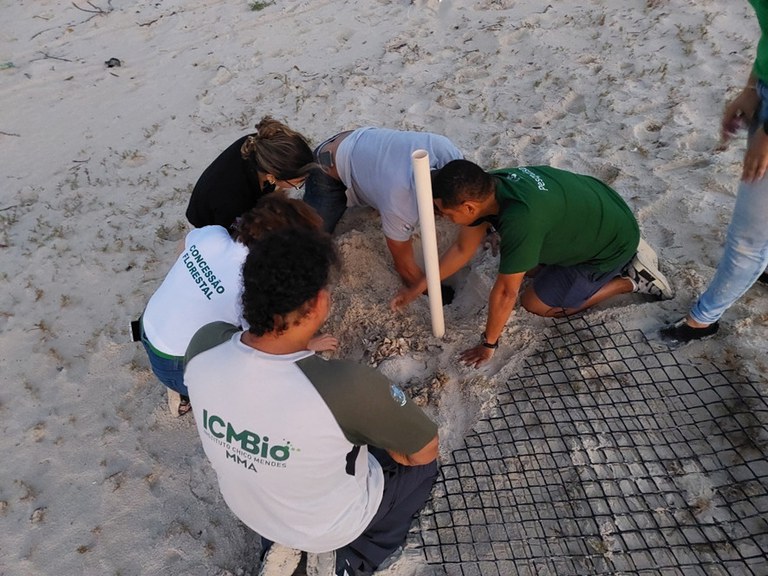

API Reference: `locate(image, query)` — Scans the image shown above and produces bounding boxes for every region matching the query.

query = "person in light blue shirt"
[304,127,463,289]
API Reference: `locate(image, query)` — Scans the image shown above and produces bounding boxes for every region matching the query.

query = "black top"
[186,136,265,229]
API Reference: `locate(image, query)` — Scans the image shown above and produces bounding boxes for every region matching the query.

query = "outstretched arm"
[459,271,525,368]
[390,223,489,310]
[385,236,424,287]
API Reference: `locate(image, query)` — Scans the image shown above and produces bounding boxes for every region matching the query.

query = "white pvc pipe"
[411,149,445,338]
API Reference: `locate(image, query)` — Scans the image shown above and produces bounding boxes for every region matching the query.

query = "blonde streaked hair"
[240,116,315,180]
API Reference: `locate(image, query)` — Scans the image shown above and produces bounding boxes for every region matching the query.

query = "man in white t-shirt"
[185,227,439,575]
[304,127,463,289]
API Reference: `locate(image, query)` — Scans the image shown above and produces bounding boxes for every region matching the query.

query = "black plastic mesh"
[414,317,768,576]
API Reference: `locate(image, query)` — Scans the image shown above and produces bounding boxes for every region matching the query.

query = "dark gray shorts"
[532,261,628,309]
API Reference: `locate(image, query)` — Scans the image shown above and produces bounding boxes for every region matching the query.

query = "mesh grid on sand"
[413,317,768,576]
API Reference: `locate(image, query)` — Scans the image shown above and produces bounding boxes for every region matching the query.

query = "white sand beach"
[1,0,766,574]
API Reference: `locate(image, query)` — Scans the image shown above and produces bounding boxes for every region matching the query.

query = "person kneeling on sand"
[391,159,673,368]
[185,227,439,576]
[304,126,463,292]
[139,194,336,417]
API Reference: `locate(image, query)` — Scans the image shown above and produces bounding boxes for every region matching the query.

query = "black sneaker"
[660,318,719,344]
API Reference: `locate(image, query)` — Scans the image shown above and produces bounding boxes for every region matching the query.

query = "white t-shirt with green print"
[185,322,437,553]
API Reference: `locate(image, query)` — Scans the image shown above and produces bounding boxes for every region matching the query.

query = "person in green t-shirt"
[392,159,673,367]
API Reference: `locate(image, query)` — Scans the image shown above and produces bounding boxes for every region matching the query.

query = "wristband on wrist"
[481,332,499,350]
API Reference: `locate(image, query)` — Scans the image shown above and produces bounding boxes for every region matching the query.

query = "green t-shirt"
[491,166,639,275]
[749,0,768,82]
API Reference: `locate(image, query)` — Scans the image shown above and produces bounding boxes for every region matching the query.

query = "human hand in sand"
[390,284,424,312]
[308,333,339,352]
[721,86,759,143]
[741,126,768,182]
[459,344,495,368]
[390,282,456,310]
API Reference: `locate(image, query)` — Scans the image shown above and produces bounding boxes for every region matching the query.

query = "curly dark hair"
[242,228,339,336]
[233,192,323,245]
[431,159,495,208]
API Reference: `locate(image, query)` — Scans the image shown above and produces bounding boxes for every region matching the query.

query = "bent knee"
[520,288,552,317]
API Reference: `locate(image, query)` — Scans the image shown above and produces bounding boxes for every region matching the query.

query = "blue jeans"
[140,323,188,397]
[690,82,768,324]
[303,170,348,233]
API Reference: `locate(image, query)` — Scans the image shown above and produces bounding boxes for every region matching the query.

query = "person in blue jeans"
[661,0,768,344]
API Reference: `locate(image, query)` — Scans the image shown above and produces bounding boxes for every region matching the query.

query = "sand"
[1,0,766,574]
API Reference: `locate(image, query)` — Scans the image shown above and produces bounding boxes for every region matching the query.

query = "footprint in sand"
[632,119,664,144]
[211,65,233,86]
[121,152,147,168]
[678,130,718,152]
[436,94,461,111]
[563,93,587,115]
